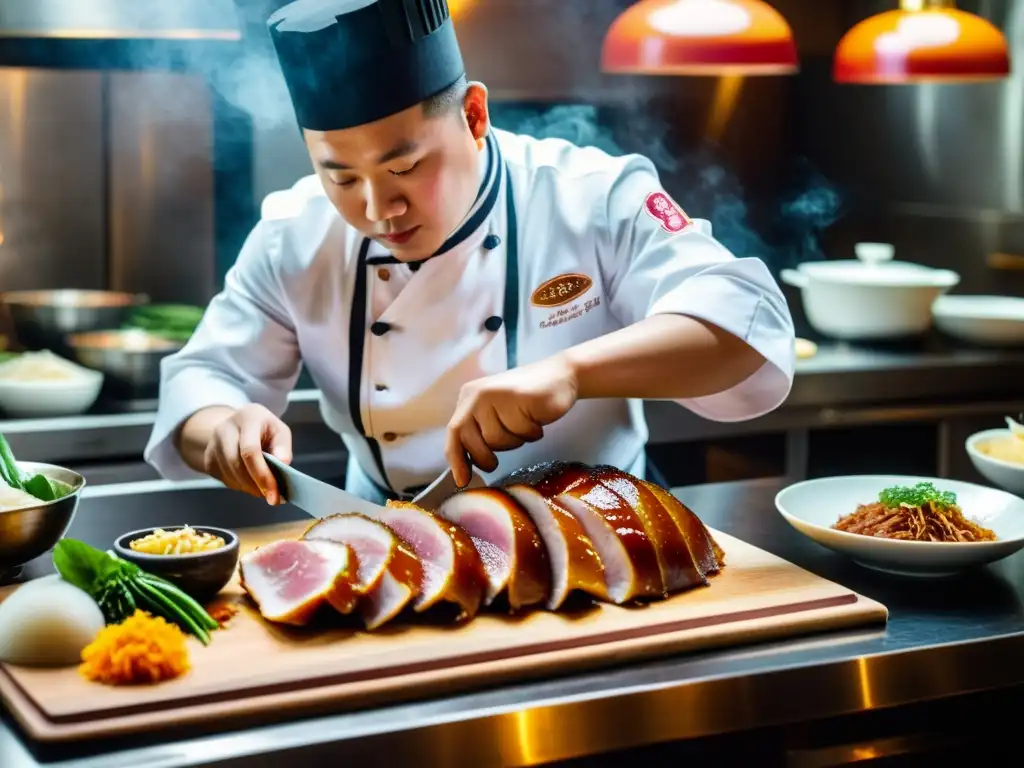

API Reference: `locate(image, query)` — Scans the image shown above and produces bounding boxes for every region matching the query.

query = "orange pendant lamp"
[447,0,475,22]
[602,0,798,76]
[834,0,1010,84]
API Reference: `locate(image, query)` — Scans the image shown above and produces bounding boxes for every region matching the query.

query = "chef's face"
[304,83,490,260]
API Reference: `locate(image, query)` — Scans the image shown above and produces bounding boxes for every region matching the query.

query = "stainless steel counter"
[4,475,1024,767]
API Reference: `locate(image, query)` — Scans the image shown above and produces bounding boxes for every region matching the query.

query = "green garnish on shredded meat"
[878,482,957,509]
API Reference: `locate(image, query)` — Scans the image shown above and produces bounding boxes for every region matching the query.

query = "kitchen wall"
[240,0,1023,301]
[0,1,1020,303]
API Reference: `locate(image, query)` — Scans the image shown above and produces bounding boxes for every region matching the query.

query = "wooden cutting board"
[0,521,888,743]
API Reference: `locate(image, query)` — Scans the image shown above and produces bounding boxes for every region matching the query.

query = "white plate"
[932,295,1024,346]
[966,428,1024,496]
[775,475,1024,577]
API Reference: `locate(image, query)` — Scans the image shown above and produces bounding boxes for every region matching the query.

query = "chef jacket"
[144,128,796,502]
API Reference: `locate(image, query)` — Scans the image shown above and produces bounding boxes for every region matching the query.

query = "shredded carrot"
[79,610,190,685]
[208,602,239,627]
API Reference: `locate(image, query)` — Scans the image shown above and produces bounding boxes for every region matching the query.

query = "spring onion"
[53,539,219,645]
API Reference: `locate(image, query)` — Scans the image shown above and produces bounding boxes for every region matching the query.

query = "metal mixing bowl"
[1,289,150,351]
[0,462,85,571]
[66,328,184,396]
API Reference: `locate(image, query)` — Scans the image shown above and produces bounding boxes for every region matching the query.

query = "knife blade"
[411,467,487,510]
[263,452,390,519]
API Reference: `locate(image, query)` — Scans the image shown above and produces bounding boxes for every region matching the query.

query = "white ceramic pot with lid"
[780,243,960,340]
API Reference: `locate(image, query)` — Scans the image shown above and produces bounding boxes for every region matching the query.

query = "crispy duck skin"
[363,500,487,621]
[302,513,424,630]
[499,480,610,610]
[592,465,706,592]
[640,480,723,576]
[238,540,359,626]
[503,461,663,604]
[438,488,551,610]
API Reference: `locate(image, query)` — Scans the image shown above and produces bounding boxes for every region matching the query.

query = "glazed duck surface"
[243,461,725,630]
[592,465,706,592]
[498,479,609,610]
[302,513,424,630]
[437,488,551,610]
[501,462,664,604]
[362,500,488,621]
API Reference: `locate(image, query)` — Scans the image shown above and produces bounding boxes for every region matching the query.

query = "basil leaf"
[22,473,57,502]
[48,478,72,500]
[53,539,115,596]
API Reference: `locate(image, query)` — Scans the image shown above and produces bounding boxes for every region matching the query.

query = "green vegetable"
[52,539,218,645]
[0,433,22,490]
[878,481,957,509]
[123,304,205,343]
[0,432,71,502]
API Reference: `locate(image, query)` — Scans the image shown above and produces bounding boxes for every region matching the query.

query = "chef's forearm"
[561,314,766,401]
[175,406,236,474]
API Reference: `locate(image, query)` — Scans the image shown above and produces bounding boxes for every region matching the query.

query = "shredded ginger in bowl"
[0,350,94,383]
[130,525,226,555]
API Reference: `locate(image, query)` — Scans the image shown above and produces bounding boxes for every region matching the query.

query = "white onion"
[0,575,105,667]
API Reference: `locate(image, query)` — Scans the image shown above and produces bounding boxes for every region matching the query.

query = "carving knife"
[263,452,486,518]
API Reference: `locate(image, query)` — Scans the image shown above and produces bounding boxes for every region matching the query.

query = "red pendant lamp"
[602,0,798,76]
[834,0,1010,84]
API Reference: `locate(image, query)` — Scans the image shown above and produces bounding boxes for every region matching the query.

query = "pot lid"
[798,243,960,287]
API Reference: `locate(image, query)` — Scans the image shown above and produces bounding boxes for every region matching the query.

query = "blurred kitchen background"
[0,0,1022,492]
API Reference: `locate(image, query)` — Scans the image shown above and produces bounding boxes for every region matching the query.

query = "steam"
[85,3,845,271]
[95,37,297,134]
[490,103,845,271]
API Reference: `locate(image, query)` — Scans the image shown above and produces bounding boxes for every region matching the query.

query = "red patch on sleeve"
[644,192,692,233]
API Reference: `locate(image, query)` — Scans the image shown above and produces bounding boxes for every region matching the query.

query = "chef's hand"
[203,404,292,505]
[445,355,577,488]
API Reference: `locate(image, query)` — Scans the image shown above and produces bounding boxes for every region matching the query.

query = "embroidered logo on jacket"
[530,273,593,308]
[644,191,692,233]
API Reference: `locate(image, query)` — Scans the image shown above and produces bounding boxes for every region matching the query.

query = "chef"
[144,0,796,505]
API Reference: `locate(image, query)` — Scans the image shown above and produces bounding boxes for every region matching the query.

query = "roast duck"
[239,461,726,628]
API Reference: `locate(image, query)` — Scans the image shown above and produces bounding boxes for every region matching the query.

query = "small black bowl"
[113,525,240,601]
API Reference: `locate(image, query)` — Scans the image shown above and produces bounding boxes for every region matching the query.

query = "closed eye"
[390,162,418,177]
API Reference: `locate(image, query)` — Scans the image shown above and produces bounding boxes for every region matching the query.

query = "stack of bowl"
[0,290,202,416]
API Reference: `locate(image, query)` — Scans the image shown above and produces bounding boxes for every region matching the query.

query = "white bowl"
[0,365,104,418]
[966,428,1024,496]
[775,475,1024,577]
[933,295,1024,346]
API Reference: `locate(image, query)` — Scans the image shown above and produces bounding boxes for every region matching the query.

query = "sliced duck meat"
[302,513,423,629]
[592,465,705,592]
[438,488,551,610]
[359,541,422,629]
[640,480,723,577]
[238,539,358,626]
[501,482,609,610]
[503,461,662,604]
[361,500,487,621]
